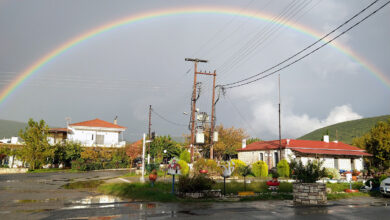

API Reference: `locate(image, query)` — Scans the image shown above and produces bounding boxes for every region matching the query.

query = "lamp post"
[141,133,152,183]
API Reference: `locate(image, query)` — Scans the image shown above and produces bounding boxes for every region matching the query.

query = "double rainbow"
[1,6,388,107]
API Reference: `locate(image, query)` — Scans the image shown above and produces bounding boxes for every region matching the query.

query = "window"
[96,135,104,145]
[259,153,264,161]
[274,152,279,166]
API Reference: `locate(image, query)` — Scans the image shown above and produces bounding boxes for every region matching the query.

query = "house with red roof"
[237,135,371,171]
[65,118,126,147]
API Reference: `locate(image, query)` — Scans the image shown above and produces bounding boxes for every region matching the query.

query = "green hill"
[0,119,28,138]
[298,115,390,144]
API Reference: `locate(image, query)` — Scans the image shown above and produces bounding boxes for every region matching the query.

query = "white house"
[66,118,126,147]
[237,136,371,171]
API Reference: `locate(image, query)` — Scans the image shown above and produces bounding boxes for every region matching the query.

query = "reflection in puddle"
[14,198,60,203]
[64,195,158,211]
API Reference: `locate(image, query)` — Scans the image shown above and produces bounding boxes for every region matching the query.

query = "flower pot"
[199,169,208,174]
[149,173,157,182]
[352,176,357,181]
[344,189,359,193]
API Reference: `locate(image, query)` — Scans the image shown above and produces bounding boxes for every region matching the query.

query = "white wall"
[353,157,364,171]
[68,129,121,147]
[338,158,352,171]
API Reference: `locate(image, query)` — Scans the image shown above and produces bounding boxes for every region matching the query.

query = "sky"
[0,0,389,141]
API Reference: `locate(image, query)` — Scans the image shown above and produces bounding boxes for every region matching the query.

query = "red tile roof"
[49,128,70,133]
[69,118,126,129]
[237,139,371,156]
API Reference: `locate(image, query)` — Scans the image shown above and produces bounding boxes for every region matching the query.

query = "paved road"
[1,171,389,219]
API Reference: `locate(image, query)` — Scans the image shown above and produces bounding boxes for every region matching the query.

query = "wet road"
[1,171,389,219]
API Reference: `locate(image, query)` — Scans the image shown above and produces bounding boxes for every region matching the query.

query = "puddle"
[64,195,158,211]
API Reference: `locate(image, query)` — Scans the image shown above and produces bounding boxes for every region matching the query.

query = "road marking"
[118,178,131,183]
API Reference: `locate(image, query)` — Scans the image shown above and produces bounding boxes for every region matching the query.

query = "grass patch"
[63,179,104,189]
[213,181,293,194]
[326,182,364,192]
[28,168,81,173]
[327,192,369,200]
[98,182,178,202]
[240,193,293,201]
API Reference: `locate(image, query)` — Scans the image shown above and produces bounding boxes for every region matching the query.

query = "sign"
[167,159,181,175]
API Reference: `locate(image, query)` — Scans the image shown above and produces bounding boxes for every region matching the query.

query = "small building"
[66,118,126,147]
[237,136,371,171]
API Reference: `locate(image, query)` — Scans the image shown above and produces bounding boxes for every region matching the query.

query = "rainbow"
[1,6,389,107]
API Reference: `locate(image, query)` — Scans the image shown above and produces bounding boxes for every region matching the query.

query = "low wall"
[0,168,28,174]
[293,183,327,205]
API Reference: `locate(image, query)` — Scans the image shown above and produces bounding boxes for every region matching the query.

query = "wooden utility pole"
[148,105,152,164]
[210,70,217,159]
[278,74,282,161]
[184,58,212,162]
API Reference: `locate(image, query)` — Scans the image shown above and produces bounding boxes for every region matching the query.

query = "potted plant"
[149,169,157,187]
[290,159,327,205]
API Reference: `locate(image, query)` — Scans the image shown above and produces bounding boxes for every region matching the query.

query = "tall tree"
[352,119,390,170]
[149,136,181,163]
[19,119,51,170]
[211,125,249,160]
[126,140,142,169]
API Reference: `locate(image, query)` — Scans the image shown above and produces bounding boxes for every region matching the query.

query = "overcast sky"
[0,0,389,141]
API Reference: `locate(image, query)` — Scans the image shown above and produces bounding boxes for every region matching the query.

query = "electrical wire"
[222,0,389,89]
[151,108,187,127]
[221,0,380,87]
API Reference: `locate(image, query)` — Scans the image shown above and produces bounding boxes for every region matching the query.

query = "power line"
[222,0,388,89]
[151,108,187,127]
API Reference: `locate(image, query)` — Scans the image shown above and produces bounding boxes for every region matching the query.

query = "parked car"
[380,177,390,197]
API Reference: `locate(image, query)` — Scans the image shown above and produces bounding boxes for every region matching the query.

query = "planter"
[352,176,357,181]
[199,169,208,174]
[149,173,157,182]
[293,183,327,205]
[238,191,255,196]
[344,189,359,193]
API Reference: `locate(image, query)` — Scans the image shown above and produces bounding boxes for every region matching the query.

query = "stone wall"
[0,168,28,174]
[293,183,327,205]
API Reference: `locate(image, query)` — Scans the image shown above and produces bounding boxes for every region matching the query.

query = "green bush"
[146,163,160,173]
[252,160,268,177]
[379,174,388,183]
[277,159,290,178]
[290,159,326,183]
[178,174,215,193]
[179,150,191,163]
[177,160,189,176]
[231,159,247,176]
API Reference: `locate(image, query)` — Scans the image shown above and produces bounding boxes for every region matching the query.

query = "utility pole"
[148,105,152,164]
[278,74,282,161]
[210,70,217,160]
[185,58,212,162]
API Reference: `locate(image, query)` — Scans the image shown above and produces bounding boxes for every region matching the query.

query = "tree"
[202,124,248,159]
[19,119,52,170]
[246,137,262,145]
[179,150,191,163]
[352,119,390,170]
[149,136,181,163]
[126,140,142,169]
[238,165,252,191]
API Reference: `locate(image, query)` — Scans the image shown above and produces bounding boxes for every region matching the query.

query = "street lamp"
[141,133,152,183]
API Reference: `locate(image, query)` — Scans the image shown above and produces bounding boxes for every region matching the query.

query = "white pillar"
[140,133,146,183]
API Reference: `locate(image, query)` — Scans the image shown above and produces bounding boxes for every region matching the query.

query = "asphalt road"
[1,171,389,219]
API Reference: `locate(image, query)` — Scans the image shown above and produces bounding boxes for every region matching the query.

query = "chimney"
[114,116,118,125]
[242,139,246,149]
[323,135,329,143]
[286,139,290,145]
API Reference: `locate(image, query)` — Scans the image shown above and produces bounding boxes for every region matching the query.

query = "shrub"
[179,150,191,163]
[177,160,189,176]
[231,159,247,176]
[252,160,268,177]
[277,159,290,178]
[324,168,341,180]
[290,159,326,183]
[178,174,215,193]
[379,174,388,183]
[146,163,160,173]
[193,158,220,175]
